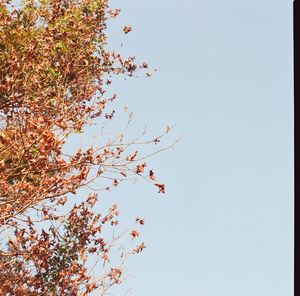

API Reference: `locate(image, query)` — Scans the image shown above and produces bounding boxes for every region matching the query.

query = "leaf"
[130,230,139,239]
[126,151,138,161]
[45,67,59,78]
[123,25,132,34]
[30,145,39,155]
[154,183,165,193]
[54,41,68,53]
[135,162,146,174]
[149,170,156,180]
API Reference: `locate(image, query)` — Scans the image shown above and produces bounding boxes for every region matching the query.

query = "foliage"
[0,0,174,294]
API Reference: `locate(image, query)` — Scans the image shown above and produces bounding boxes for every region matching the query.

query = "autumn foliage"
[0,0,174,294]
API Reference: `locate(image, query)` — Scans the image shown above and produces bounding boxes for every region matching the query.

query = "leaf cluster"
[0,0,172,294]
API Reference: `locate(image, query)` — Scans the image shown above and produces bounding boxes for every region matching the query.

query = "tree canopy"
[0,0,174,294]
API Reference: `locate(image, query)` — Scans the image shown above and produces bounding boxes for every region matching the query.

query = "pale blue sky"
[99,0,294,295]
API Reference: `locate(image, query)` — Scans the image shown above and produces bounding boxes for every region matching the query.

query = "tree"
[0,0,175,294]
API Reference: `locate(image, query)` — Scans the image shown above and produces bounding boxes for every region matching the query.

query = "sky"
[10,0,294,295]
[97,1,293,295]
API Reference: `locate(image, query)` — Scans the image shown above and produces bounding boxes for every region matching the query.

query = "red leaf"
[149,170,156,181]
[135,162,146,174]
[126,151,138,161]
[154,183,165,193]
[131,230,139,239]
[123,25,132,34]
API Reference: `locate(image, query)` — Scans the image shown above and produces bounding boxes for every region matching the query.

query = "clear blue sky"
[100,1,293,295]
